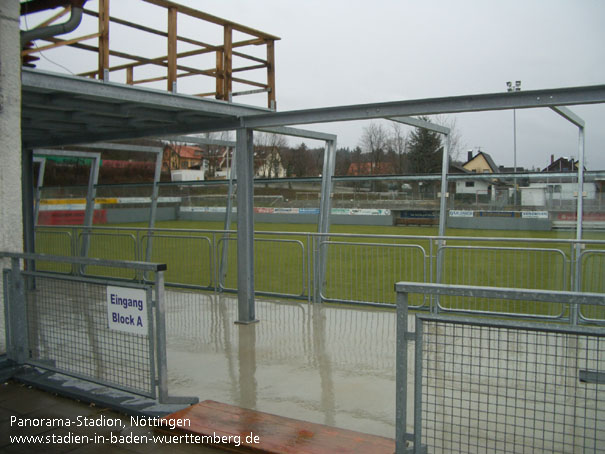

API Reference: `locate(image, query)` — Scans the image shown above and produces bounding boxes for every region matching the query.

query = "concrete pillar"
[0,0,23,255]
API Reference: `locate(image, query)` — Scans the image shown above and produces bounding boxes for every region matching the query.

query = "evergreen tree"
[407,117,443,174]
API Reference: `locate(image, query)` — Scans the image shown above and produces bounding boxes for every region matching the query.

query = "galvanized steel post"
[235,128,257,323]
[572,125,586,324]
[155,269,168,402]
[414,316,423,452]
[438,133,449,239]
[219,146,236,289]
[315,139,336,303]
[21,149,35,273]
[33,156,46,226]
[395,290,409,454]
[81,154,100,258]
[8,257,28,364]
[144,148,163,266]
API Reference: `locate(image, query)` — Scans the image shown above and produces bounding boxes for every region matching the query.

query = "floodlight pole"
[506,81,521,207]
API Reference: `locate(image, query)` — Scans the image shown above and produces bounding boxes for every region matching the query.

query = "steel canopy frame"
[233,84,605,130]
[161,126,337,309]
[176,127,336,320]
[387,110,586,317]
[32,144,162,263]
[32,149,101,258]
[387,117,451,302]
[22,71,605,323]
[549,106,586,324]
[226,87,603,320]
[81,142,163,263]
[388,116,451,239]
[21,68,271,149]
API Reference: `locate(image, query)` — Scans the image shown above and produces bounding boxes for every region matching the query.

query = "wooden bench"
[161,400,396,454]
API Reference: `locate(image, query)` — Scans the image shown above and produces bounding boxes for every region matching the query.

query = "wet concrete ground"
[1,288,602,453]
[163,292,399,440]
[162,292,605,453]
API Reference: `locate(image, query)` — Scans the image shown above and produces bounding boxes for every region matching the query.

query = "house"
[521,155,596,206]
[461,150,499,174]
[455,150,500,197]
[254,147,287,178]
[543,155,578,173]
[204,147,287,179]
[162,145,203,171]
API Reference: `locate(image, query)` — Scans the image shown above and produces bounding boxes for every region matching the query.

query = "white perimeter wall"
[0,0,22,254]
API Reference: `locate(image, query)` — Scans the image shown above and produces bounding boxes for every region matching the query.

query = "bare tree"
[182,130,233,178]
[430,115,464,163]
[388,121,408,174]
[254,132,288,178]
[359,122,388,174]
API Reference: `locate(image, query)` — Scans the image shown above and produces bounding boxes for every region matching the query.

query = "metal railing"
[1,251,195,404]
[395,282,605,454]
[34,225,605,322]
[21,0,279,108]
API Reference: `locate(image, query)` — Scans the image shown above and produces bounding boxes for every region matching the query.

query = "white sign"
[106,286,148,335]
[449,210,474,218]
[521,211,549,219]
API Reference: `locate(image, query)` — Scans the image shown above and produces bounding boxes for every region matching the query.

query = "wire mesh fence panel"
[34,229,74,273]
[78,231,138,280]
[321,241,427,306]
[254,238,306,297]
[579,250,605,322]
[142,234,214,289]
[437,246,568,317]
[219,236,307,298]
[421,318,605,454]
[25,275,155,397]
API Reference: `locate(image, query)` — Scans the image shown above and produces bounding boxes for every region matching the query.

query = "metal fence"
[395,282,605,454]
[436,245,569,318]
[26,274,156,396]
[33,225,605,322]
[1,252,193,404]
[320,240,428,307]
[420,318,604,454]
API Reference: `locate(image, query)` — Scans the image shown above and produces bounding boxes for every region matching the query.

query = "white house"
[455,150,500,200]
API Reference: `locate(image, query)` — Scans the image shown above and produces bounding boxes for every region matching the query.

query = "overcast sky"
[28,0,605,170]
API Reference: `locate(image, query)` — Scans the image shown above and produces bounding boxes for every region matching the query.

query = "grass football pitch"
[35,220,605,319]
